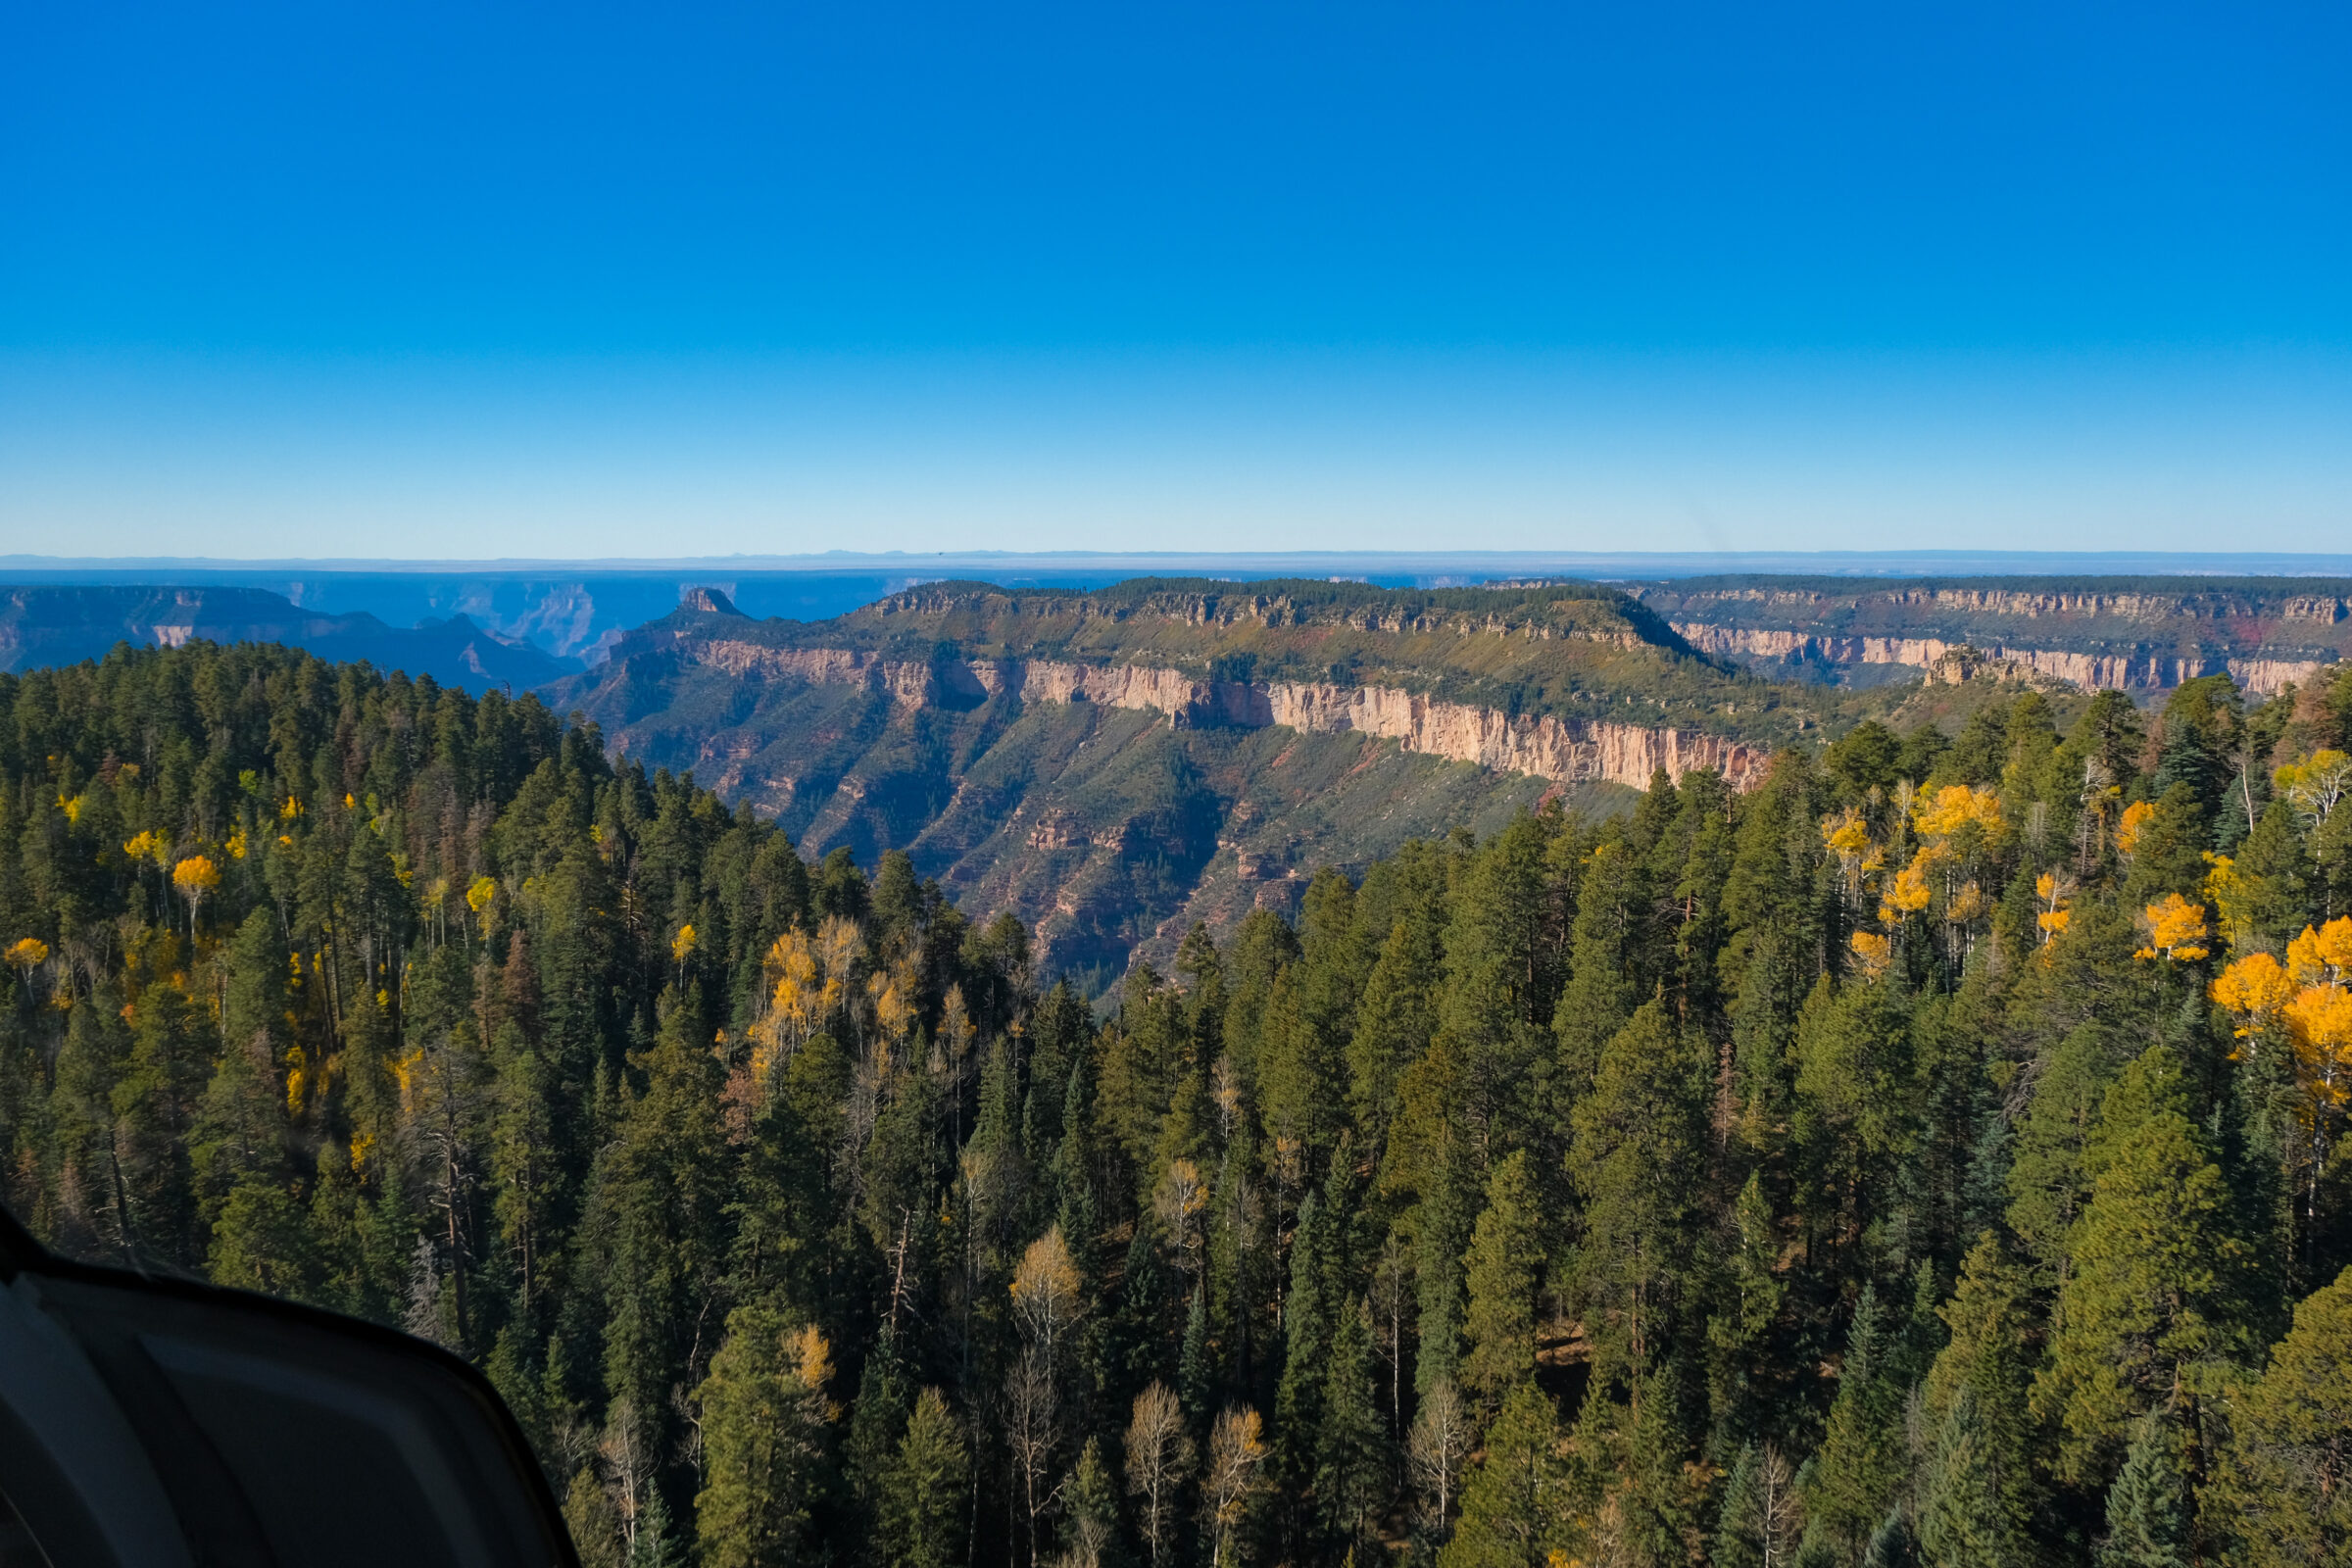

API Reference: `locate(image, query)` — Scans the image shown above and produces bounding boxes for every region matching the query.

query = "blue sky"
[3,2,2346,557]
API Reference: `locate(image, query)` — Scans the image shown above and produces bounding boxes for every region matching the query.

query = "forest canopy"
[3,642,2351,1568]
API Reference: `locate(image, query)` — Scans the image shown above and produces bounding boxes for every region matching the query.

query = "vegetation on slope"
[5,641,2352,1565]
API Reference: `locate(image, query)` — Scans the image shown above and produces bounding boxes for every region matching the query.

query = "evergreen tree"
[880,1389,969,1568]
[1316,1297,1391,1553]
[1437,1380,1566,1568]
[694,1305,835,1568]
[2097,1415,2190,1568]
[2203,1264,2352,1568]
[1459,1148,1542,1404]
[2039,1047,2248,1482]
[1917,1390,2026,1568]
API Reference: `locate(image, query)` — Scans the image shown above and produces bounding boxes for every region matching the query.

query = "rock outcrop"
[677,640,1772,790]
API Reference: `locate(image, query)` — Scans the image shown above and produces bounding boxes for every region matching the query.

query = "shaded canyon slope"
[1642,575,2352,695]
[553,578,1829,981]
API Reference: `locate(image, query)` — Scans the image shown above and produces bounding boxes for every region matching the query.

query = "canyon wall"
[1670,623,2328,696]
[686,641,1772,790]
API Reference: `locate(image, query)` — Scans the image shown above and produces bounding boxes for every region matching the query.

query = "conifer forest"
[5,639,2352,1568]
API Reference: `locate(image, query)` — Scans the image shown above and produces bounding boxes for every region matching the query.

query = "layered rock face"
[1670,624,2328,695]
[684,641,1771,790]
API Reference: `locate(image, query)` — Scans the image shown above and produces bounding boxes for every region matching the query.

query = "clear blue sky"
[3,1,2346,557]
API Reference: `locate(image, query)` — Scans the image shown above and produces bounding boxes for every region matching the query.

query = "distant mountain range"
[0,585,570,693]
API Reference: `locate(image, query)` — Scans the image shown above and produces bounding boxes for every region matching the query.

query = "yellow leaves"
[5,937,48,971]
[2201,851,2276,957]
[390,1046,425,1111]
[342,793,356,810]
[349,1131,375,1174]
[1945,881,1987,926]
[1878,852,1935,924]
[786,1324,838,1415]
[225,826,248,860]
[279,795,304,820]
[2275,749,2351,828]
[2223,921,2352,1116]
[1011,1227,1084,1347]
[2212,952,2295,1033]
[2116,800,2156,858]
[671,923,698,964]
[1912,783,2006,845]
[1153,1158,1208,1255]
[2132,894,2209,962]
[172,855,220,894]
[1849,930,1891,979]
[1822,808,1871,858]
[57,792,87,825]
[285,1047,308,1114]
[2034,871,2076,945]
[466,874,498,913]
[2286,916,2352,984]
[122,829,168,863]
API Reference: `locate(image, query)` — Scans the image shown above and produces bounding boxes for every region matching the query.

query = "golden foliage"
[1849,930,1891,978]
[58,792,87,825]
[2287,916,2352,983]
[1912,783,2006,845]
[2116,800,2156,857]
[1822,808,1871,858]
[2213,953,2295,1033]
[172,855,220,894]
[671,923,698,964]
[2034,871,2075,946]
[2275,749,2351,828]
[2133,894,2210,962]
[1011,1227,1084,1348]
[2203,853,2254,954]
[1878,852,1935,924]
[5,937,49,970]
[122,829,168,864]
[788,1323,837,1405]
[225,826,248,860]
[466,874,498,912]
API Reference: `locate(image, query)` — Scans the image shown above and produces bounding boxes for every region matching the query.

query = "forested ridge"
[4,640,2352,1568]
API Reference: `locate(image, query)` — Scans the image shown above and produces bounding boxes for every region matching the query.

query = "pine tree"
[1917,1390,2020,1568]
[2098,1415,2190,1568]
[880,1389,969,1568]
[2039,1047,2247,1482]
[1918,1234,2041,1554]
[2203,1264,2352,1567]
[1569,1001,1710,1398]
[1459,1149,1542,1404]
[694,1305,835,1568]
[1057,1437,1123,1568]
[1316,1297,1391,1553]
[1437,1379,1566,1568]
[1804,1287,1912,1559]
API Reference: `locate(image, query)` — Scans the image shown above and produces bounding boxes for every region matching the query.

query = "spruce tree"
[1437,1379,1566,1568]
[2040,1047,2247,1482]
[2097,1415,2190,1568]
[1316,1297,1391,1554]
[1459,1149,1541,1405]
[694,1304,835,1568]
[2203,1265,2352,1567]
[880,1389,969,1568]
